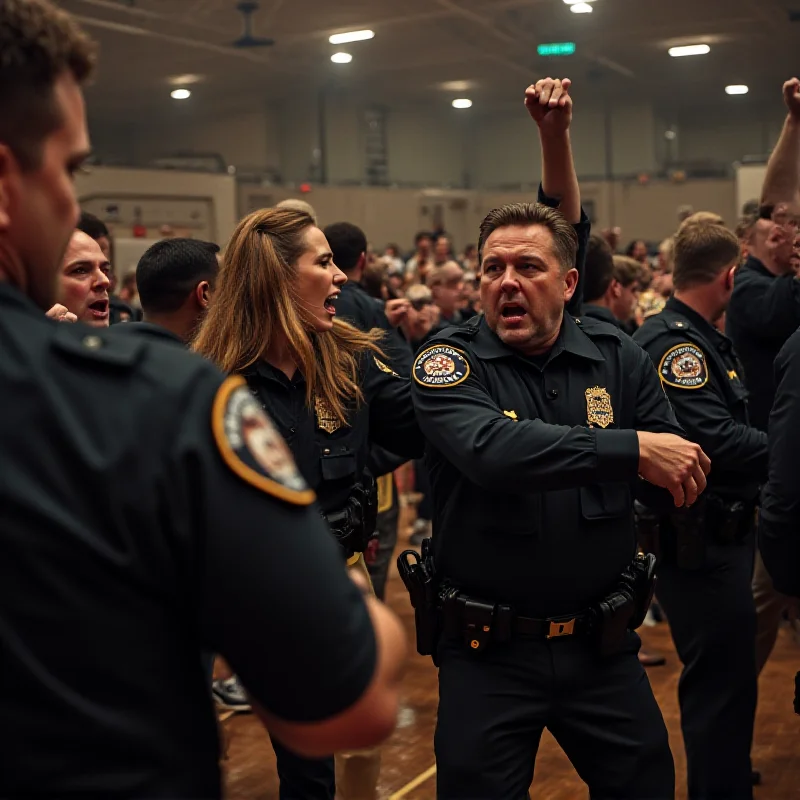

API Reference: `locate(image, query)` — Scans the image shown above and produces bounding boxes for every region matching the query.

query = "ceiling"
[57,0,800,121]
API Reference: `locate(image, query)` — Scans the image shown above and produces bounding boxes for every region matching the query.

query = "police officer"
[634,221,765,800]
[193,207,424,800]
[0,2,407,795]
[408,78,709,800]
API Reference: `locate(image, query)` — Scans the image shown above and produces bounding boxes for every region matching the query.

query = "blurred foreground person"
[0,2,405,796]
[635,222,764,800]
[406,77,708,800]
[194,207,422,800]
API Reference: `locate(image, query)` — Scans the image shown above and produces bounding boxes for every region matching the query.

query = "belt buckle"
[546,618,576,639]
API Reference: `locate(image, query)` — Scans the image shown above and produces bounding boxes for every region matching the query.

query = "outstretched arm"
[761,78,800,209]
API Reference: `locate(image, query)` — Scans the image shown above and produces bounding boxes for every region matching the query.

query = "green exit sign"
[537,42,576,57]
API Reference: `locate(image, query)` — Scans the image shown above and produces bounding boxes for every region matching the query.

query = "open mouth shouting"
[500,302,527,324]
[324,292,340,315]
[87,298,109,322]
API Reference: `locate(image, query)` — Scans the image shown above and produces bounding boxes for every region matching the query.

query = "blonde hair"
[679,211,725,231]
[611,255,641,288]
[193,208,382,426]
[276,198,318,224]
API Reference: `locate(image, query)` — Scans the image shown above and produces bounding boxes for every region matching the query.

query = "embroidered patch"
[374,356,400,377]
[212,376,315,505]
[314,395,342,434]
[585,386,614,428]
[659,343,708,389]
[413,345,471,388]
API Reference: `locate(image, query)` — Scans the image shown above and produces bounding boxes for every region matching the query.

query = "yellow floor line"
[387,764,437,800]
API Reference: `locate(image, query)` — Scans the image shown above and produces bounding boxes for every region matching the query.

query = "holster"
[325,474,378,558]
[397,538,441,664]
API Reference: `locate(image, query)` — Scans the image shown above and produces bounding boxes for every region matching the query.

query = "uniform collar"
[115,321,185,346]
[665,296,729,349]
[742,254,773,278]
[471,312,605,364]
[246,359,305,388]
[0,281,49,317]
[581,303,621,328]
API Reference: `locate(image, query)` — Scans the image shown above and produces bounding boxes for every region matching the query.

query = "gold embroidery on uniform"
[585,387,614,429]
[314,395,341,434]
[728,370,738,380]
[374,357,399,377]
[503,410,518,421]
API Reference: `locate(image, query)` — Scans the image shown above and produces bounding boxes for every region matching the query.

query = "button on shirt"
[726,255,800,431]
[411,313,683,618]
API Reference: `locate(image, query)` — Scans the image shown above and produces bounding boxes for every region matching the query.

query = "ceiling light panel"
[329,30,374,44]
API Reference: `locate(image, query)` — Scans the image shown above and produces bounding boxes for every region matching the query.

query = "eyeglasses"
[410,298,433,311]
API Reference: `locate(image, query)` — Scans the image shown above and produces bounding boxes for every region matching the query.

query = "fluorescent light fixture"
[669,44,710,57]
[563,0,595,4]
[170,89,191,100]
[452,98,473,109]
[167,74,203,87]
[329,30,374,44]
[570,3,594,13]
[330,52,353,64]
[538,42,576,56]
[726,84,749,95]
[439,80,476,92]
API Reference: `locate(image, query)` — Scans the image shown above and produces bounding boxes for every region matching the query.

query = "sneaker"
[212,675,252,713]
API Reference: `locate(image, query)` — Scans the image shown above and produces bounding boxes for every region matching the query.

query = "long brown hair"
[193,207,383,426]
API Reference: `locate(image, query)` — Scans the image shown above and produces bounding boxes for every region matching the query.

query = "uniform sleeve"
[538,184,590,315]
[411,342,639,493]
[365,355,425,459]
[639,335,767,478]
[759,331,800,596]
[731,272,800,342]
[172,373,377,723]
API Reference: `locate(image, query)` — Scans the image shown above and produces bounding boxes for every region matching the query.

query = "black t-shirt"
[0,284,377,797]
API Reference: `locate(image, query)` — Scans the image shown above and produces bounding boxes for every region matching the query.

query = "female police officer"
[194,206,423,800]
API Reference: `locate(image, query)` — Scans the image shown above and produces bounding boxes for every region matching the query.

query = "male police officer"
[634,221,765,800]
[0,2,406,795]
[409,78,709,800]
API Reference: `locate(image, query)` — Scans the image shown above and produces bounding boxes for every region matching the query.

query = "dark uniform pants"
[366,474,399,601]
[435,631,674,799]
[656,535,757,800]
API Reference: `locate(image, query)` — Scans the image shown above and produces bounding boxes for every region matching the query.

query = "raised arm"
[761,78,800,208]
[525,77,580,224]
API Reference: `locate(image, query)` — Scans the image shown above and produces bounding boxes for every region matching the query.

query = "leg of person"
[752,548,785,675]
[657,539,757,799]
[435,636,548,800]
[366,477,399,602]
[548,633,674,800]
[270,736,336,800]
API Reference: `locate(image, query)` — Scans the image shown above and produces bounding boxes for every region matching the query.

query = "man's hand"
[525,77,573,135]
[637,431,711,507]
[385,298,410,327]
[46,304,77,323]
[784,77,800,121]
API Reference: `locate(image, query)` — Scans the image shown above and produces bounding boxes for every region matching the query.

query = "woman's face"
[295,226,347,332]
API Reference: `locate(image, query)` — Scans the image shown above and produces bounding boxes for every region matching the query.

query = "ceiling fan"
[232,1,275,48]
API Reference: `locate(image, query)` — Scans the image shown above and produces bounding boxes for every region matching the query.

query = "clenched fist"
[524,77,573,134]
[783,77,800,121]
[46,304,77,323]
[637,431,711,508]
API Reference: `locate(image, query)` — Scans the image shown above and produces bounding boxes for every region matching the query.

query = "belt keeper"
[462,598,495,652]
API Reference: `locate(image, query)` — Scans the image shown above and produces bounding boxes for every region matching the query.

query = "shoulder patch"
[374,356,399,377]
[658,343,708,389]
[413,344,471,388]
[212,376,316,505]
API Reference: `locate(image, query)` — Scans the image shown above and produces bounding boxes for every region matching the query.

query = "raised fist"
[783,78,800,120]
[524,77,573,134]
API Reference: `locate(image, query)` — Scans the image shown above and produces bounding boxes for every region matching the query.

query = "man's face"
[480,224,578,355]
[432,274,465,316]
[611,281,639,323]
[58,231,111,327]
[434,237,450,263]
[417,236,432,256]
[0,72,91,310]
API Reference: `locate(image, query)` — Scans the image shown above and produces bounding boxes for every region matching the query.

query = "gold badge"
[374,357,399,377]
[314,395,341,434]
[585,386,614,429]
[503,410,518,421]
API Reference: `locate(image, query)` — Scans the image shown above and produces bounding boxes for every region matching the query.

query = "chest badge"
[585,386,614,429]
[503,410,518,421]
[314,395,342,434]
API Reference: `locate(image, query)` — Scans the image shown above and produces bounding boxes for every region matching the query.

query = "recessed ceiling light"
[668,44,710,57]
[329,30,374,45]
[439,80,476,92]
[452,98,473,109]
[563,0,595,4]
[167,74,203,87]
[725,84,749,95]
[331,52,353,64]
[570,3,594,13]
[170,89,191,100]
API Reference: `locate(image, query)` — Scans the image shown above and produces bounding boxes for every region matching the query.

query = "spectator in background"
[118,269,141,314]
[677,204,695,224]
[602,226,622,253]
[736,216,757,261]
[433,234,453,266]
[626,239,649,264]
[382,244,405,275]
[384,264,405,298]
[427,261,467,331]
[680,211,725,230]
[276,198,318,224]
[581,235,618,327]
[405,231,433,283]
[656,236,675,276]
[77,211,135,324]
[399,284,438,350]
[46,230,110,327]
[460,243,478,272]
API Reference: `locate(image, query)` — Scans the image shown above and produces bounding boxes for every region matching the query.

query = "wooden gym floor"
[224,523,800,799]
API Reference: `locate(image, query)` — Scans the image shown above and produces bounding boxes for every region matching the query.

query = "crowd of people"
[1,2,799,800]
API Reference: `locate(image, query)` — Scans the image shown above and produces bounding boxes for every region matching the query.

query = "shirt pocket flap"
[320,450,358,482]
[580,483,631,521]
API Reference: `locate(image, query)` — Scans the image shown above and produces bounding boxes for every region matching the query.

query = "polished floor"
[224,535,800,800]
